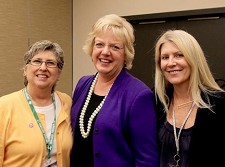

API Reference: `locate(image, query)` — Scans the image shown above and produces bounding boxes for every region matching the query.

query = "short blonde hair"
[83,14,135,70]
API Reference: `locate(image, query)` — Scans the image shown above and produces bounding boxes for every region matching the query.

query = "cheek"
[92,48,101,55]
[91,50,99,61]
[184,62,191,74]
[24,67,33,77]
[54,70,62,80]
[186,67,191,78]
[160,61,166,70]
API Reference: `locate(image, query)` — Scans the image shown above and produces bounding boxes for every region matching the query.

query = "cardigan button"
[94,128,99,134]
[95,152,100,157]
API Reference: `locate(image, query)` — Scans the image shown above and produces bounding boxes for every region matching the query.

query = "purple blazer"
[71,69,159,167]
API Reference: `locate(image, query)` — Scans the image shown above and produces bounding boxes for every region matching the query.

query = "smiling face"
[92,29,125,77]
[160,41,191,88]
[24,50,61,92]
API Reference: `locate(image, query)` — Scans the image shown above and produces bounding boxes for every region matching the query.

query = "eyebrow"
[32,58,57,61]
[94,39,122,45]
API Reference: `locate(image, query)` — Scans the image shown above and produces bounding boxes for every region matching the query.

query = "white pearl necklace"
[79,74,111,138]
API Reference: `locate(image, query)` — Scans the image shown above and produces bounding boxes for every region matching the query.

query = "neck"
[26,86,53,106]
[172,94,193,111]
[173,88,192,103]
[94,73,115,96]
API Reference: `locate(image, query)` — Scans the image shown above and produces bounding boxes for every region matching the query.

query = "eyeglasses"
[94,42,124,52]
[29,59,58,68]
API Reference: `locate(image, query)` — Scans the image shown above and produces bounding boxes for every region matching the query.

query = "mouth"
[167,69,182,74]
[36,74,49,78]
[99,58,111,63]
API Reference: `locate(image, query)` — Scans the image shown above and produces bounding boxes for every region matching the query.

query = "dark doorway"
[124,7,225,89]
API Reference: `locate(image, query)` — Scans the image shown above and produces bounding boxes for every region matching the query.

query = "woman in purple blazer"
[70,14,159,167]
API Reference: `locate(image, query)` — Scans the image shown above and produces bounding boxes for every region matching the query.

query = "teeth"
[169,70,180,73]
[37,74,47,78]
[100,59,110,63]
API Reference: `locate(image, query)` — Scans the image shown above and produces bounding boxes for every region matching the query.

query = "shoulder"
[55,91,72,108]
[75,74,95,89]
[55,91,71,98]
[117,70,152,93]
[55,91,72,101]
[203,91,225,113]
[0,90,25,120]
[0,89,23,104]
[112,71,155,107]
[78,75,95,84]
[212,91,225,104]
[205,90,225,102]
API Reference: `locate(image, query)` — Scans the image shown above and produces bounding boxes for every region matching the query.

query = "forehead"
[160,41,180,53]
[32,50,56,60]
[95,30,124,43]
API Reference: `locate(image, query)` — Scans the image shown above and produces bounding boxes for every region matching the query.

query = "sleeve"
[0,98,7,167]
[128,89,159,167]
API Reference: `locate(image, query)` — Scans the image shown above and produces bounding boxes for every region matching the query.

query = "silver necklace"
[79,73,111,138]
[172,101,195,167]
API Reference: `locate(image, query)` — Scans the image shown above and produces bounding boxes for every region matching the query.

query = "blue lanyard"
[24,87,56,159]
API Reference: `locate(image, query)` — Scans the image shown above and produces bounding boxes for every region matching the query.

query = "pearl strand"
[79,74,110,138]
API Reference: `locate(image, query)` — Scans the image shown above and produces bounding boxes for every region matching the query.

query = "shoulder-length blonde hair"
[82,14,135,70]
[154,29,224,113]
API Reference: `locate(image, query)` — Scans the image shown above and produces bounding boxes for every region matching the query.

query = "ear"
[23,66,27,76]
[56,69,62,81]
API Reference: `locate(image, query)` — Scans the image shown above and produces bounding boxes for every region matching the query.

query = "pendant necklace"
[172,101,195,167]
[79,73,112,138]
[24,87,56,160]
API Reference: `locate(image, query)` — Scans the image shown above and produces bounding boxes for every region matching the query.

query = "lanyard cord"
[172,101,195,167]
[24,87,56,159]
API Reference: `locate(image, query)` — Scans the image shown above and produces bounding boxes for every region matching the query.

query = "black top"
[155,90,225,167]
[70,93,104,167]
[159,121,193,167]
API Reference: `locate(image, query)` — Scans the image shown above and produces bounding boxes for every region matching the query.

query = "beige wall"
[2,1,224,96]
[73,0,225,90]
[0,0,72,97]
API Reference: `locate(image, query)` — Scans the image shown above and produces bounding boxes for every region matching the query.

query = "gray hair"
[23,40,64,90]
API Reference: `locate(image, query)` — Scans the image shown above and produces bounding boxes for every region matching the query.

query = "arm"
[128,89,159,167]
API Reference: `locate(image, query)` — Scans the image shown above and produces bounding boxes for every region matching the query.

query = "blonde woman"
[154,29,225,167]
[70,14,159,167]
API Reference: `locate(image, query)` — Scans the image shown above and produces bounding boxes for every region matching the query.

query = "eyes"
[160,53,184,60]
[94,42,124,52]
[29,59,58,68]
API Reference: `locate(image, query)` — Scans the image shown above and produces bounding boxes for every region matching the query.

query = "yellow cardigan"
[0,89,73,167]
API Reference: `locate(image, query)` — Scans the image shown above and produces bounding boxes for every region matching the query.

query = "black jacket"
[156,91,225,167]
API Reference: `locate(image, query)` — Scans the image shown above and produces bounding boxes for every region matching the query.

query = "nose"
[39,61,48,70]
[102,45,110,54]
[168,57,176,66]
